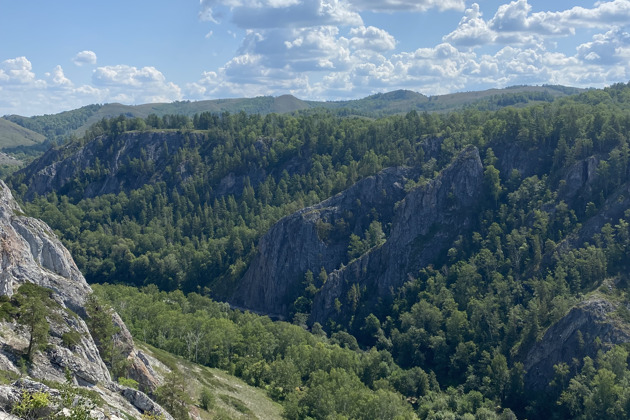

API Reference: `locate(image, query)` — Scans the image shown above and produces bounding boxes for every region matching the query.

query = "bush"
[199,387,215,411]
[62,331,82,348]
[118,377,139,389]
[12,390,51,419]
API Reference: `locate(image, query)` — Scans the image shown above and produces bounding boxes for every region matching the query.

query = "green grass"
[0,119,46,149]
[219,394,254,415]
[135,341,283,420]
[0,369,20,385]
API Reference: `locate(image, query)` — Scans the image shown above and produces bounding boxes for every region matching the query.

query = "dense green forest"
[9,82,630,419]
[1,85,580,151]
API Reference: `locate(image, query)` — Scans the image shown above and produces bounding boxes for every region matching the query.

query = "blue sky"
[1,0,629,116]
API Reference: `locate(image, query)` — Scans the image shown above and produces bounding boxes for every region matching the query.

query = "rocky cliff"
[11,130,296,202]
[0,180,172,419]
[311,146,484,324]
[13,131,197,200]
[232,146,484,323]
[523,295,630,391]
[231,166,417,317]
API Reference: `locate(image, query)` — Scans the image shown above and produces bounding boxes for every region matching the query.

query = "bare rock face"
[232,146,484,323]
[492,142,552,180]
[0,180,109,385]
[231,166,416,317]
[111,312,159,393]
[12,132,187,200]
[554,179,630,259]
[312,146,484,324]
[559,156,599,203]
[0,183,90,314]
[523,297,630,391]
[0,180,170,419]
[0,379,174,420]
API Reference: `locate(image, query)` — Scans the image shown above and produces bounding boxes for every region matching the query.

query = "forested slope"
[3,85,581,147]
[7,82,630,419]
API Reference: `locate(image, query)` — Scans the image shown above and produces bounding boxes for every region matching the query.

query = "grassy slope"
[136,341,283,420]
[0,118,46,149]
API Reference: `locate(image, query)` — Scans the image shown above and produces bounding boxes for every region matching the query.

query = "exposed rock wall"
[12,130,302,202]
[232,146,484,322]
[523,297,630,390]
[0,180,171,419]
[0,180,108,386]
[0,379,174,420]
[0,182,91,313]
[311,146,484,324]
[231,166,415,317]
[14,131,194,200]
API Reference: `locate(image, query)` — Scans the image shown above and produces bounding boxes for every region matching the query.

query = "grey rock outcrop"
[523,297,630,391]
[492,142,552,180]
[232,146,484,322]
[0,180,109,385]
[312,146,484,324]
[0,180,171,419]
[12,130,290,202]
[0,379,173,420]
[231,165,416,317]
[558,156,599,203]
[13,131,195,200]
[111,312,159,393]
[554,178,630,257]
[0,183,90,314]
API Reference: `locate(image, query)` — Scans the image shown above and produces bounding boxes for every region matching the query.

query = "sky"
[1,0,629,116]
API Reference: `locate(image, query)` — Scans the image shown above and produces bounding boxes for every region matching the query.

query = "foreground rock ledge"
[0,180,173,419]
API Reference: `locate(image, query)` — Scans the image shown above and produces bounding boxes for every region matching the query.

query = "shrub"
[62,331,82,348]
[199,387,215,411]
[118,377,139,389]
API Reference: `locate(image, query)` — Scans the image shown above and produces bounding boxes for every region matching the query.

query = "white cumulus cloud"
[72,50,97,67]
[234,26,352,73]
[0,57,37,85]
[443,3,494,47]
[199,0,361,28]
[556,0,630,28]
[93,65,166,86]
[577,27,630,65]
[349,26,396,52]
[92,65,183,104]
[348,0,465,12]
[231,0,362,29]
[444,0,630,50]
[45,65,73,88]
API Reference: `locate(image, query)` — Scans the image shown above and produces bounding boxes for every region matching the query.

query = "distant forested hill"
[8,81,630,419]
[2,85,582,146]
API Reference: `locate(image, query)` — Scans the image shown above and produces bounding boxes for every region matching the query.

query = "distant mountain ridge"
[1,85,583,149]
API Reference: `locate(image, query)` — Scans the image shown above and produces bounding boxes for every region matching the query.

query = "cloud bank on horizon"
[1,0,630,116]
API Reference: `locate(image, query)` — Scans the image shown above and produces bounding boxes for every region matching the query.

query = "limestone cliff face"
[0,181,106,386]
[523,297,630,391]
[1,185,91,315]
[571,178,630,246]
[0,180,172,419]
[14,131,196,200]
[12,130,293,202]
[311,146,484,324]
[232,146,484,322]
[231,166,415,317]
